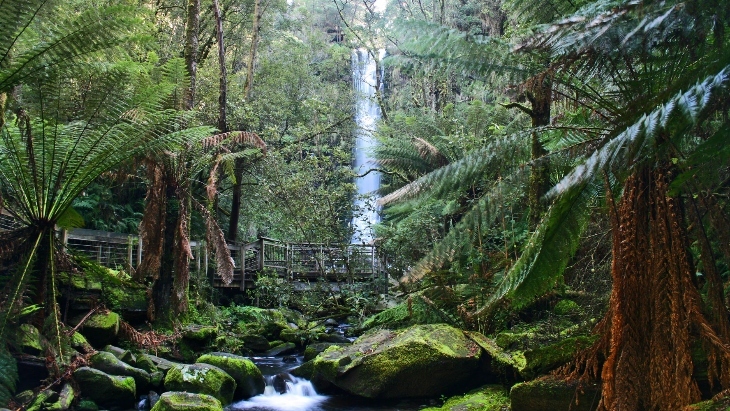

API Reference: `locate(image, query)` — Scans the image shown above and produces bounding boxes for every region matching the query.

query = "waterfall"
[230,374,326,411]
[351,48,384,244]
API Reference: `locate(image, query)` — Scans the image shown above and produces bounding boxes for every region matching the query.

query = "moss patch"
[510,376,600,411]
[553,299,581,316]
[422,385,510,411]
[519,335,597,379]
[150,392,223,411]
[164,363,236,405]
[311,324,482,398]
[73,367,136,409]
[196,353,264,400]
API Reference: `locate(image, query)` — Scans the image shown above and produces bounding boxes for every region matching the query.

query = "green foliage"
[0,347,18,407]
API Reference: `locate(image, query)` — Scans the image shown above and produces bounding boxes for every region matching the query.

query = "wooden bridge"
[1,215,386,292]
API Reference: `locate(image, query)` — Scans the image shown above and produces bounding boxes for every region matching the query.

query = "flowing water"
[227,356,427,411]
[351,48,385,245]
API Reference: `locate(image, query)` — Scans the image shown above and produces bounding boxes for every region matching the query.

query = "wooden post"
[61,229,68,253]
[136,236,143,267]
[203,240,209,278]
[243,245,246,291]
[97,243,102,263]
[127,235,133,271]
[195,242,201,274]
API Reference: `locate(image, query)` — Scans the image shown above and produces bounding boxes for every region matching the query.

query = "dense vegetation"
[0,0,728,410]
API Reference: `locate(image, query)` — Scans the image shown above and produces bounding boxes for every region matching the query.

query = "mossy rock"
[278,328,298,343]
[264,342,296,357]
[518,335,597,379]
[103,345,135,365]
[685,397,730,411]
[422,385,510,411]
[196,353,265,400]
[149,392,222,411]
[510,376,600,411]
[241,334,270,352]
[463,331,521,377]
[311,324,482,398]
[304,343,348,361]
[70,332,94,354]
[553,299,581,316]
[132,354,157,374]
[73,367,136,410]
[74,311,120,348]
[25,389,58,411]
[494,331,533,350]
[19,324,43,356]
[143,354,178,372]
[233,307,287,339]
[182,325,218,342]
[75,399,98,411]
[164,363,236,404]
[88,351,151,392]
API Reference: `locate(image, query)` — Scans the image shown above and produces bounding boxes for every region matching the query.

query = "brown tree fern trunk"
[591,166,730,410]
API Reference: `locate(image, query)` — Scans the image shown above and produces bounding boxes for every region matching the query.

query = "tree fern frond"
[472,181,598,317]
[380,131,531,205]
[392,19,529,81]
[0,346,18,407]
[0,5,143,93]
[403,170,529,282]
[201,131,267,153]
[549,65,730,198]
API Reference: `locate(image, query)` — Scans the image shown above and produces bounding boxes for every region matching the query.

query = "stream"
[228,356,427,411]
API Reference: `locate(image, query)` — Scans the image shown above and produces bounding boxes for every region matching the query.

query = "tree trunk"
[227,160,245,242]
[526,74,551,229]
[243,0,261,101]
[213,0,227,133]
[580,165,730,410]
[184,0,200,111]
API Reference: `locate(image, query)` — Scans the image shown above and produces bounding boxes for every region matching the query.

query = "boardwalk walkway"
[1,214,386,292]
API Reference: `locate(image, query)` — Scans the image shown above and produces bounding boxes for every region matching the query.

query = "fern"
[0,347,17,407]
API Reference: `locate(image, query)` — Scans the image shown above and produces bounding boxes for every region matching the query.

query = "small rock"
[282,355,299,363]
[287,323,299,330]
[264,342,297,357]
[324,319,339,327]
[103,345,136,365]
[241,334,270,352]
[58,383,76,411]
[303,343,348,361]
[73,367,136,409]
[89,351,151,392]
[272,373,294,394]
[147,391,161,409]
[73,311,120,348]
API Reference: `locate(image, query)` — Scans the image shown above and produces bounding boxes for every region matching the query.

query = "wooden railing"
[1,213,386,292]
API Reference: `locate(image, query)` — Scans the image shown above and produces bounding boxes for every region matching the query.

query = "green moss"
[196,353,265,399]
[164,364,236,404]
[510,376,600,411]
[86,312,119,330]
[686,395,730,411]
[520,335,597,378]
[183,326,218,342]
[422,385,509,411]
[76,399,99,411]
[312,324,482,398]
[553,299,581,316]
[73,367,136,409]
[150,392,223,411]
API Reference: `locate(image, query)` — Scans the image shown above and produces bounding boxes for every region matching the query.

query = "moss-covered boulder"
[143,354,178,372]
[422,385,510,411]
[25,389,58,411]
[510,376,600,411]
[70,332,94,354]
[303,343,348,361]
[73,367,136,409]
[241,334,270,352]
[232,307,288,340]
[164,363,236,404]
[134,354,158,374]
[264,342,296,357]
[103,345,136,365]
[74,311,120,348]
[88,351,151,392]
[196,353,265,400]
[19,324,43,356]
[311,324,482,398]
[517,335,597,379]
[150,392,223,411]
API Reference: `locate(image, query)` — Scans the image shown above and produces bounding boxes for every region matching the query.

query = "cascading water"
[231,374,326,411]
[351,48,385,244]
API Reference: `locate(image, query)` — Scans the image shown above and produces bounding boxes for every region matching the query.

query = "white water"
[230,375,327,411]
[351,48,385,244]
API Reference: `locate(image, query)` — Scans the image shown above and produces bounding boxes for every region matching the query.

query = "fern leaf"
[0,347,18,407]
[473,181,598,317]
